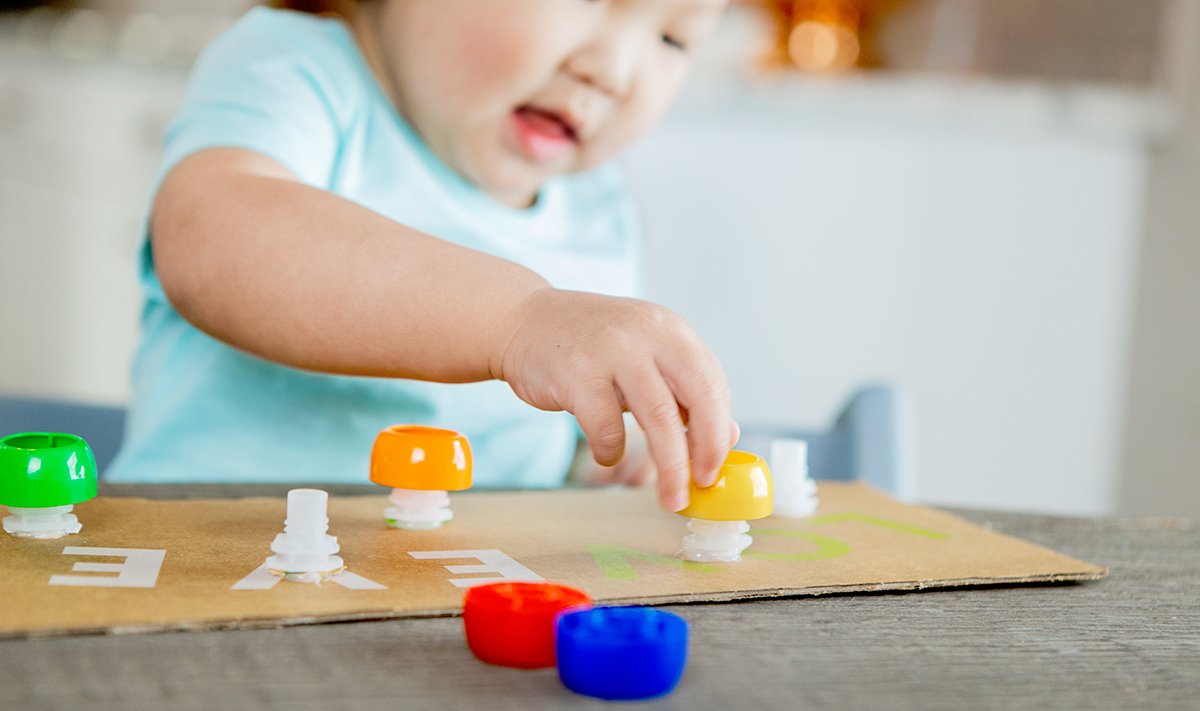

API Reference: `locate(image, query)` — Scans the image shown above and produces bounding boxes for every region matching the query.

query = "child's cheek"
[441,18,540,105]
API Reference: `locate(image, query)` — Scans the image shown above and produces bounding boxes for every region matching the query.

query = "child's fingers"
[681,415,739,488]
[659,352,732,489]
[611,425,653,486]
[698,415,739,478]
[684,406,731,488]
[573,383,627,467]
[617,368,691,512]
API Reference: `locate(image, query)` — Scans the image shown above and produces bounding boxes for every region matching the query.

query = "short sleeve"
[159,8,346,186]
[140,9,353,302]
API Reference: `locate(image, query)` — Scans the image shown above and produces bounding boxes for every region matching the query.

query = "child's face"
[353,0,726,207]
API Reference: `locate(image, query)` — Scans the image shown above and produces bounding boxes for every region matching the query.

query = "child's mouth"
[510,106,579,163]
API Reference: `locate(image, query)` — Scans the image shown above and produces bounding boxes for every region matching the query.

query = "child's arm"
[153,148,735,512]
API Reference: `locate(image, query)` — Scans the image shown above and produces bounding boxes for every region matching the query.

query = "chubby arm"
[153,147,737,511]
[152,147,547,382]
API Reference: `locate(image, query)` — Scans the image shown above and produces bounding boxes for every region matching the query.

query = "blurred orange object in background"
[752,0,908,73]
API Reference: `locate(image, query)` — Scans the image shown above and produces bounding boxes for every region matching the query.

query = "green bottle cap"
[0,432,98,508]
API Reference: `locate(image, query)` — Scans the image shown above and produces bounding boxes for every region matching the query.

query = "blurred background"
[1,0,1196,517]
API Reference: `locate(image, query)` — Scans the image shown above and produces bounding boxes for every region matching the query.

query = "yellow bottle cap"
[677,450,774,521]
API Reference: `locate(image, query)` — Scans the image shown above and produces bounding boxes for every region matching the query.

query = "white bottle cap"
[384,488,454,530]
[770,438,819,518]
[770,438,808,480]
[2,505,81,539]
[284,489,329,537]
[266,488,344,581]
[679,519,753,562]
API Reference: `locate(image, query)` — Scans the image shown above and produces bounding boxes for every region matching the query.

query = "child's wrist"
[486,283,555,383]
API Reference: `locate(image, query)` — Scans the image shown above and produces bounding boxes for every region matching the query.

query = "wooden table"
[2,485,1197,710]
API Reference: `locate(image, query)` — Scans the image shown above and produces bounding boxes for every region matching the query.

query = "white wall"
[0,53,181,405]
[623,75,1162,516]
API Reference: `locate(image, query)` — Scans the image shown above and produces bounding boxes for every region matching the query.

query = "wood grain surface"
[1,484,1196,711]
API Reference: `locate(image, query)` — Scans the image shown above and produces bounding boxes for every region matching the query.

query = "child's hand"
[491,288,738,512]
[577,419,657,487]
[584,450,657,487]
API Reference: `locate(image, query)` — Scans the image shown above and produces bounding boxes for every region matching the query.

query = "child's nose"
[564,30,641,98]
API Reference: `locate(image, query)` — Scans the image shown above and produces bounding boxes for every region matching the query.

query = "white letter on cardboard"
[49,547,166,589]
[409,549,545,588]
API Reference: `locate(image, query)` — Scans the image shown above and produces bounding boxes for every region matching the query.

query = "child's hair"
[268,0,355,16]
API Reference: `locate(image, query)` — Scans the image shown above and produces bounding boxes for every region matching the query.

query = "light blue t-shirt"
[106,8,640,486]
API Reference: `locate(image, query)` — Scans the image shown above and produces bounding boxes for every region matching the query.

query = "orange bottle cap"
[369,425,473,491]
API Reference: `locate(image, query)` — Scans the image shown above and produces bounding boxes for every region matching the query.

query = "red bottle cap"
[462,582,593,669]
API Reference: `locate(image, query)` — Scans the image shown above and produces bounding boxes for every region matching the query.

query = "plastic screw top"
[677,450,774,562]
[462,581,593,669]
[770,438,819,517]
[0,432,98,539]
[369,425,473,530]
[556,607,689,701]
[265,489,344,582]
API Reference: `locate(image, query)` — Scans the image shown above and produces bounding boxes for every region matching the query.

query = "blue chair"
[0,396,127,474]
[737,384,915,499]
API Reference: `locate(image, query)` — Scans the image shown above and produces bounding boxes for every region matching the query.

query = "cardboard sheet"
[0,483,1106,638]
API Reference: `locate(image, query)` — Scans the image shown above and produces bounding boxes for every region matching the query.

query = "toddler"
[107,0,734,513]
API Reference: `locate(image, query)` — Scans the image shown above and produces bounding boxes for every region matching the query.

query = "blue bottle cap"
[555,607,689,700]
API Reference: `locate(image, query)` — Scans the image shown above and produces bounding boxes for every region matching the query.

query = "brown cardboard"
[0,483,1106,638]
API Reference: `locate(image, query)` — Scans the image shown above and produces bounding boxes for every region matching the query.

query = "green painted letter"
[587,545,721,581]
[743,529,852,561]
[807,513,949,540]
